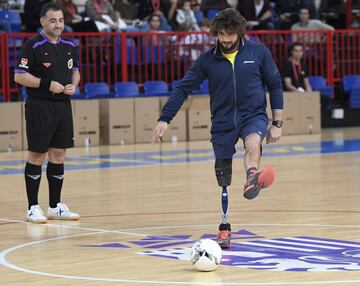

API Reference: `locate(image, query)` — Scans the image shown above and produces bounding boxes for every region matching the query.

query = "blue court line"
[0,139,360,175]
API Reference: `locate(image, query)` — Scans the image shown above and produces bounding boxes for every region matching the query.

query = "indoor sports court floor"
[1,127,360,286]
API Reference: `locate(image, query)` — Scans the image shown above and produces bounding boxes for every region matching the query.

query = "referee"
[14,2,80,223]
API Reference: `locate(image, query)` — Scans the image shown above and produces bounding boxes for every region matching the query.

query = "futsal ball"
[190,239,222,271]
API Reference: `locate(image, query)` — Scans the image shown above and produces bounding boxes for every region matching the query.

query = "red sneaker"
[216,230,231,249]
[244,165,276,200]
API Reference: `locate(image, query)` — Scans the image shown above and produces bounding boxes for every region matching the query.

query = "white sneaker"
[27,205,47,224]
[47,203,80,220]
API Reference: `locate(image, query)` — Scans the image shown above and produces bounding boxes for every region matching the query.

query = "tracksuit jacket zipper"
[232,64,238,128]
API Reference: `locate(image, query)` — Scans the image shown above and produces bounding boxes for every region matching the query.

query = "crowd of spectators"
[0,0,349,97]
[0,0,347,33]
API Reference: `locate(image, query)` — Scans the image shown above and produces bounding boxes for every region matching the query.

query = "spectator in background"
[237,0,275,30]
[143,13,167,45]
[59,0,83,25]
[319,0,346,29]
[137,0,177,31]
[198,17,213,46]
[58,0,99,32]
[113,0,139,26]
[191,0,202,11]
[291,6,334,43]
[148,12,164,32]
[172,18,211,69]
[85,0,126,31]
[201,0,230,14]
[200,17,210,32]
[283,43,312,92]
[176,0,200,31]
[274,0,318,30]
[24,0,52,32]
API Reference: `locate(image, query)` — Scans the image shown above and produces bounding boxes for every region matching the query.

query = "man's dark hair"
[40,2,62,18]
[210,8,247,37]
[181,0,192,7]
[290,42,303,52]
[299,6,310,13]
[147,13,162,24]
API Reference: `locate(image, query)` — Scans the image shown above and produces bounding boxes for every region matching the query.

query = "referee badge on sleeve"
[19,58,29,69]
[68,59,73,69]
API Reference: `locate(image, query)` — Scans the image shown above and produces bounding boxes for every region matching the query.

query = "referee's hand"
[64,84,76,96]
[49,81,65,94]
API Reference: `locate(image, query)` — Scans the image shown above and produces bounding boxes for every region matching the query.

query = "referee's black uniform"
[15,31,79,153]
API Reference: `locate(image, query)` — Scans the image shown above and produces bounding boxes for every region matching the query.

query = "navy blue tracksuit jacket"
[159,39,284,133]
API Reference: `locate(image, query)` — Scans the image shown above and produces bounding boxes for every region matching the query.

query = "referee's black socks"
[25,162,42,209]
[47,162,64,208]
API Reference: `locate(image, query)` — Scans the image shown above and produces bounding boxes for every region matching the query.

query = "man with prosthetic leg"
[152,8,283,249]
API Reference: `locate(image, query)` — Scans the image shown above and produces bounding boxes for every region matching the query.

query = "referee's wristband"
[39,78,52,91]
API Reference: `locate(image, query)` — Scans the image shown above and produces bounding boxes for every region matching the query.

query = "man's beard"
[219,38,240,54]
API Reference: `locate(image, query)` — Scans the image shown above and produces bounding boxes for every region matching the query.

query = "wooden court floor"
[1,127,360,286]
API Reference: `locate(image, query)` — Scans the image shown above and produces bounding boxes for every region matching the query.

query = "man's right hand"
[49,81,65,94]
[152,121,168,143]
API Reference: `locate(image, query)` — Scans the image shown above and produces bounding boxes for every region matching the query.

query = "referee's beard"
[47,27,63,38]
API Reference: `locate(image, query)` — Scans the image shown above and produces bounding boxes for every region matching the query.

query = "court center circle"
[1,223,360,285]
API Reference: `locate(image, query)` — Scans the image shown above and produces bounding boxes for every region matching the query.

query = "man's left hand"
[266,125,282,144]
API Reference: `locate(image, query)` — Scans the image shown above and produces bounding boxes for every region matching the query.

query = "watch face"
[273,120,283,128]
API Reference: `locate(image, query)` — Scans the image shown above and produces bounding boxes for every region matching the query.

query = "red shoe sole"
[258,164,276,188]
[243,165,276,200]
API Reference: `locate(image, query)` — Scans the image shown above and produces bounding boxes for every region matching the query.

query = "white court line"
[260,239,342,250]
[239,241,318,252]
[287,237,360,248]
[0,218,149,237]
[1,219,360,285]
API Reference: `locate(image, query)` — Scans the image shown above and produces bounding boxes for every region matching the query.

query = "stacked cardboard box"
[72,100,100,147]
[0,102,22,151]
[134,97,160,143]
[187,95,211,141]
[159,97,190,142]
[267,91,321,135]
[99,98,135,145]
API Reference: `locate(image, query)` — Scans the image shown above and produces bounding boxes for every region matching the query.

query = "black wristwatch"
[272,120,283,128]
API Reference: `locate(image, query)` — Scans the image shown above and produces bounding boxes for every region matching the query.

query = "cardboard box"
[159,97,190,142]
[268,92,318,135]
[282,92,303,135]
[0,102,22,151]
[134,97,160,143]
[72,100,99,147]
[187,96,211,141]
[266,92,302,136]
[99,98,135,145]
[298,91,321,134]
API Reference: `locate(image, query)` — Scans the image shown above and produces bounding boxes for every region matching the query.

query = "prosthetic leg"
[214,159,232,248]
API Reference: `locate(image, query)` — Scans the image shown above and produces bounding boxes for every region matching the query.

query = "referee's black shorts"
[25,97,74,153]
